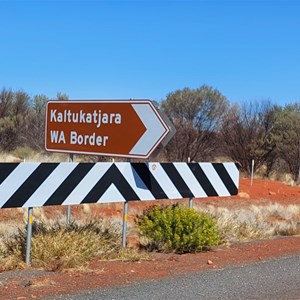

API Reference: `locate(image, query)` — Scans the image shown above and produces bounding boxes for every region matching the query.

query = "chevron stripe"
[160,163,194,198]
[0,163,40,208]
[0,162,240,208]
[2,163,59,208]
[81,164,140,204]
[25,163,79,207]
[0,163,19,185]
[172,163,207,197]
[212,163,239,195]
[131,163,168,199]
[61,163,111,205]
[188,163,218,196]
[44,164,95,206]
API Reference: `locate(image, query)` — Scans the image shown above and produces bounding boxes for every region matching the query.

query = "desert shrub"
[1,220,122,269]
[197,203,300,244]
[213,207,272,243]
[136,204,220,254]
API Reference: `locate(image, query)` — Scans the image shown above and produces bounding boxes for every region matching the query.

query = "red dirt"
[196,178,300,208]
[0,178,300,299]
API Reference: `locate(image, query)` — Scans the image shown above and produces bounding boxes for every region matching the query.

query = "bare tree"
[220,100,277,175]
[272,103,300,181]
[23,95,49,150]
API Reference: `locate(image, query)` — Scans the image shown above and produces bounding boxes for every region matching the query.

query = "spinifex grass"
[0,219,142,270]
[196,203,300,244]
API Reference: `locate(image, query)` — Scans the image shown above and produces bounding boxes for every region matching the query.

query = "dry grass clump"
[0,148,69,163]
[0,222,21,264]
[196,203,300,244]
[0,218,143,271]
[0,148,105,163]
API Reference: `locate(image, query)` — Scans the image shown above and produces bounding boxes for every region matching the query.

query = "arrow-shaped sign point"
[129,103,169,157]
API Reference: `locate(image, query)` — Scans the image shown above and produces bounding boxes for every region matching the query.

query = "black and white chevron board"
[0,162,240,209]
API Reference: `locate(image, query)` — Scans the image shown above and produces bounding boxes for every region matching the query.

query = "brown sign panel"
[45,100,171,159]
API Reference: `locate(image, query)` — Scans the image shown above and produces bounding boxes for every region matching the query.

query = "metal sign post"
[251,159,255,186]
[66,153,74,224]
[122,201,129,248]
[188,157,193,208]
[25,207,33,265]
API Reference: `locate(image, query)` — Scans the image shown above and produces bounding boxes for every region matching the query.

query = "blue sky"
[0,0,299,106]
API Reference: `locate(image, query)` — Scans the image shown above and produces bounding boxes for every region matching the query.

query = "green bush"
[136,204,220,254]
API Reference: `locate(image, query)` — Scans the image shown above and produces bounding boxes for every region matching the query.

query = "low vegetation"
[136,204,220,253]
[0,219,141,271]
[196,203,300,244]
[0,202,299,271]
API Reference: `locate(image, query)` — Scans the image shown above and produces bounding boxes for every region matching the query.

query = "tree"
[56,92,69,101]
[220,100,277,175]
[23,92,69,150]
[272,103,300,181]
[23,94,49,150]
[0,89,31,151]
[0,89,13,118]
[161,85,229,161]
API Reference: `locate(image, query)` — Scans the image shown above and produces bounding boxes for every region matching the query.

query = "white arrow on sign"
[130,103,170,157]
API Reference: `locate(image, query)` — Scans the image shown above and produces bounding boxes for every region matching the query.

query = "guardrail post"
[188,157,193,208]
[122,201,129,248]
[25,207,33,265]
[251,159,255,186]
[66,153,74,224]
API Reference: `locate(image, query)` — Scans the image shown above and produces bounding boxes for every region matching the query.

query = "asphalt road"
[51,254,300,300]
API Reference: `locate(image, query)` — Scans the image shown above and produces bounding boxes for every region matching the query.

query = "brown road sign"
[45,100,172,159]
